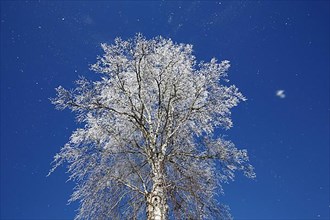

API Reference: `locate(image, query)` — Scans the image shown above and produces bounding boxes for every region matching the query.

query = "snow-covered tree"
[49,34,255,220]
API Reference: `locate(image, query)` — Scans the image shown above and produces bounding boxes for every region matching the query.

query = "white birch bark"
[147,154,168,220]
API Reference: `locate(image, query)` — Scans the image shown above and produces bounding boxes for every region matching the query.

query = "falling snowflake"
[276,90,286,98]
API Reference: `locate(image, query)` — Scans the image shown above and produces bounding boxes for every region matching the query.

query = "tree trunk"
[146,154,168,220]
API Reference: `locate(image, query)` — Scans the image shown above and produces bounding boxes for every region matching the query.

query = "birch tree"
[49,34,255,220]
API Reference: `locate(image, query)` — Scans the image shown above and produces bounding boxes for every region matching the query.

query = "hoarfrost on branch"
[49,34,255,220]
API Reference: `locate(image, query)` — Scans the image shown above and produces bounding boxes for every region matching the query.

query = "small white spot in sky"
[168,14,173,24]
[276,90,286,99]
[62,17,65,21]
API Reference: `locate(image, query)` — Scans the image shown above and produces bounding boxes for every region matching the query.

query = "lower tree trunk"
[146,155,168,220]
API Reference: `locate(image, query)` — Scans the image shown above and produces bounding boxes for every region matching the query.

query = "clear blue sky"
[1,1,329,219]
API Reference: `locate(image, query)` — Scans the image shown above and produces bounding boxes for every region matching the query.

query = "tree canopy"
[50,34,255,220]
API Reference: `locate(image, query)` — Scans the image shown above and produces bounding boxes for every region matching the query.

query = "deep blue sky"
[1,1,329,219]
